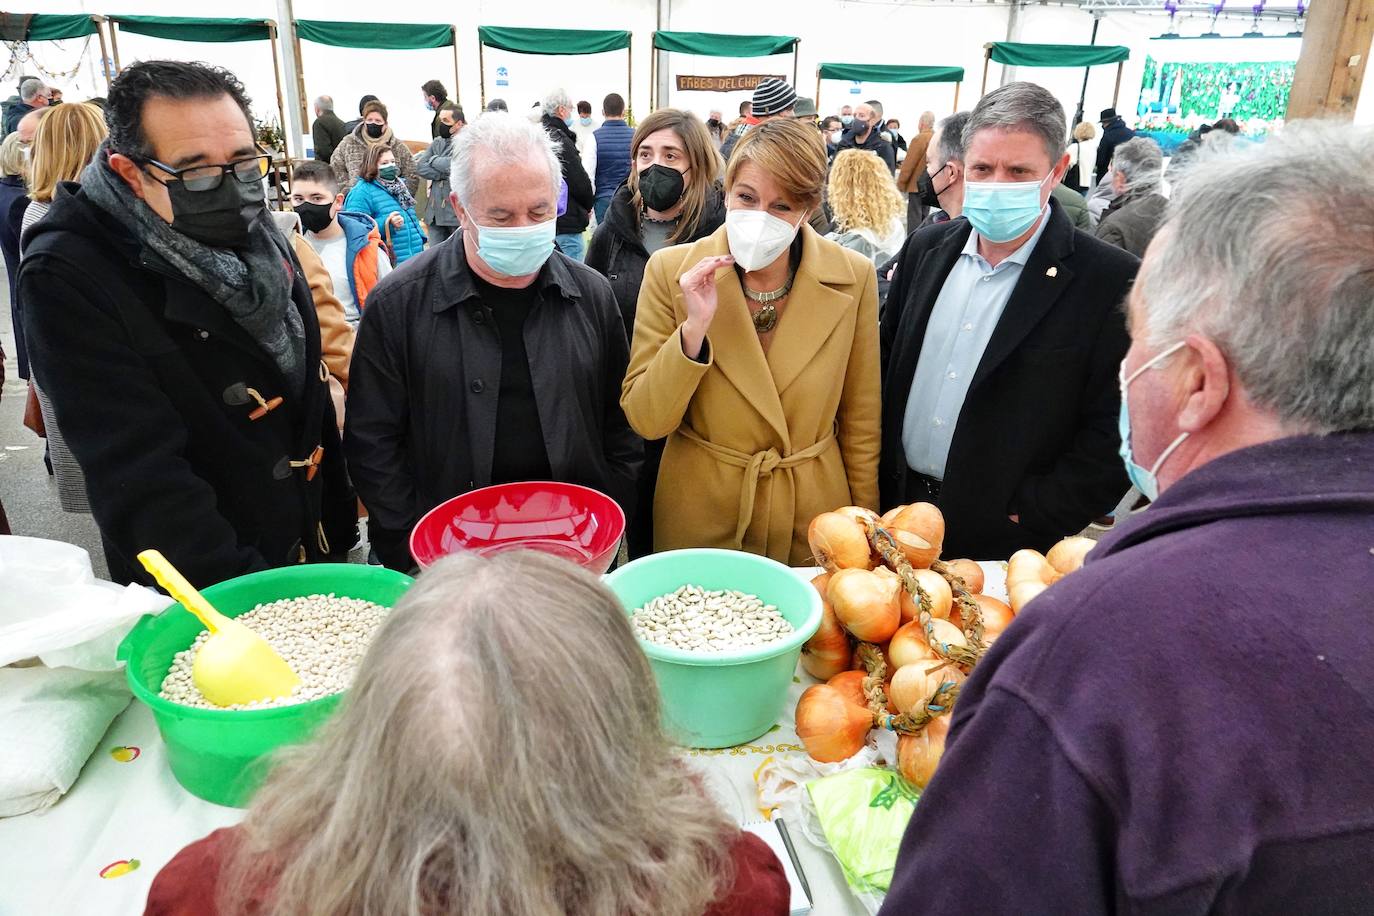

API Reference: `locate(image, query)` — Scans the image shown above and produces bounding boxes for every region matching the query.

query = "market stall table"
[0,563,1005,915]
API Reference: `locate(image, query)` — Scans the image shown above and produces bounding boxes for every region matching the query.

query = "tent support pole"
[479,42,487,108]
[980,50,990,97]
[814,70,821,112]
[1113,60,1123,108]
[109,20,122,72]
[266,21,294,201]
[627,40,634,115]
[953,81,961,111]
[650,47,657,109]
[793,42,799,87]
[451,27,461,107]
[94,16,113,90]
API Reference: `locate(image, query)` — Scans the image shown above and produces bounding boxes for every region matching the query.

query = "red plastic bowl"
[409,482,626,574]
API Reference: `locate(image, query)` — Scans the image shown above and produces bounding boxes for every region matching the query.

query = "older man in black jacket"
[18,60,357,587]
[881,82,1137,560]
[538,87,596,262]
[345,112,642,571]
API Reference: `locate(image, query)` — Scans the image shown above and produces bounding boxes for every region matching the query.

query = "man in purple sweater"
[881,122,1374,914]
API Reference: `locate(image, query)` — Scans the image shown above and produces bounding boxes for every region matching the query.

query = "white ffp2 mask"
[725,208,804,272]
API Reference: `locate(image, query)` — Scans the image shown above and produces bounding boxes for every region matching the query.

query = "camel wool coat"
[622,224,881,566]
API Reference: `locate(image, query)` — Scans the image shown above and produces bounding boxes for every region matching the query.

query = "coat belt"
[678,425,838,550]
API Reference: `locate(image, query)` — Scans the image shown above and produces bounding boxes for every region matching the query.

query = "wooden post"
[451,27,461,107]
[109,19,122,72]
[980,49,991,97]
[650,44,657,109]
[266,21,293,200]
[94,16,113,89]
[479,41,487,109]
[627,38,634,115]
[814,69,821,113]
[292,23,308,129]
[1288,0,1374,118]
[953,80,961,111]
[1112,60,1124,108]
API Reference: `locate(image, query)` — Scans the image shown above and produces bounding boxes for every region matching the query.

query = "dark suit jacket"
[879,200,1137,559]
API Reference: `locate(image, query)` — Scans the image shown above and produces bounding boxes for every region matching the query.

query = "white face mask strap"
[1124,339,1188,386]
[1150,430,1190,476]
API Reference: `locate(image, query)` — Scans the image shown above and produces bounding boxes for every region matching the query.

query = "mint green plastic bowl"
[604,549,821,749]
[116,564,413,807]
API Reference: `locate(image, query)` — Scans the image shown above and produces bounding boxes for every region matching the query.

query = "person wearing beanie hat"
[719,78,797,162]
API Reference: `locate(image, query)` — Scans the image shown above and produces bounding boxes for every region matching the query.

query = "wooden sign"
[675,74,786,92]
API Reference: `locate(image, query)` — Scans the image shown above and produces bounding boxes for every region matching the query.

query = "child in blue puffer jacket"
[342,145,427,264]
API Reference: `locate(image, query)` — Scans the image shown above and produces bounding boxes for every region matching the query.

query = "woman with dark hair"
[147,551,789,915]
[587,108,726,557]
[342,144,425,264]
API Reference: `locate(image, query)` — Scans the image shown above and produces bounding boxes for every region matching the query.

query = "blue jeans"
[555,232,586,261]
[594,196,612,222]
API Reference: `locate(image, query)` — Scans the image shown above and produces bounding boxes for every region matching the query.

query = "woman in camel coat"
[622,119,880,567]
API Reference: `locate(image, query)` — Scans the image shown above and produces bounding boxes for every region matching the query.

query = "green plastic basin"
[604,549,821,749]
[116,564,413,807]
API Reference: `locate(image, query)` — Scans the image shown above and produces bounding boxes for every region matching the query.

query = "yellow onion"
[879,505,907,528]
[888,661,965,715]
[897,714,952,788]
[829,568,901,643]
[801,573,852,681]
[975,594,1015,640]
[1006,548,1058,614]
[835,505,880,527]
[887,528,940,569]
[795,684,874,763]
[944,558,985,595]
[1047,536,1095,576]
[827,669,869,709]
[889,503,946,552]
[889,618,967,668]
[809,512,872,573]
[898,568,953,622]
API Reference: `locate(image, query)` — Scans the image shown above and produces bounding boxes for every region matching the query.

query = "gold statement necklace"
[742,270,795,333]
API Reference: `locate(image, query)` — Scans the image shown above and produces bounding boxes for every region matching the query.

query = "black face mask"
[638,163,686,212]
[167,175,266,249]
[706,117,721,129]
[365,123,384,139]
[852,117,869,136]
[294,201,334,234]
[916,163,953,209]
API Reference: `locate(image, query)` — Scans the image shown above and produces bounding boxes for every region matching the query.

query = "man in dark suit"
[1094,106,1136,188]
[880,82,1138,560]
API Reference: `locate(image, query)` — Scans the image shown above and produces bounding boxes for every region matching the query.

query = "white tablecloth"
[0,563,1005,916]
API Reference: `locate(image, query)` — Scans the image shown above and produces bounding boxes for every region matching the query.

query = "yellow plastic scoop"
[137,550,301,707]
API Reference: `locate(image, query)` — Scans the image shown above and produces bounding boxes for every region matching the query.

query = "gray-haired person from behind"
[881,120,1374,914]
[342,113,642,572]
[146,550,792,915]
[1094,136,1167,258]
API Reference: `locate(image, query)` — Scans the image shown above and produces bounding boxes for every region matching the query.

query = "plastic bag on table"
[0,536,172,670]
[807,767,920,903]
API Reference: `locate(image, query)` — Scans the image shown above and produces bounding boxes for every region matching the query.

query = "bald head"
[17,108,43,144]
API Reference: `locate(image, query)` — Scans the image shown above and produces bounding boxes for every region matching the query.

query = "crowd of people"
[3,54,1372,915]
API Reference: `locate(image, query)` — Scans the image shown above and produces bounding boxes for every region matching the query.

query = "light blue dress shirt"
[902,210,1052,479]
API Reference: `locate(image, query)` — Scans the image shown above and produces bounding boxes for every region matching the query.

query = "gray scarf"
[82,147,306,392]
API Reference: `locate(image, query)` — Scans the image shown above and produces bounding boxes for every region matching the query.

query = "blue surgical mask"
[579,116,593,126]
[468,216,557,277]
[962,173,1053,243]
[1118,341,1190,502]
[841,115,853,126]
[565,116,575,128]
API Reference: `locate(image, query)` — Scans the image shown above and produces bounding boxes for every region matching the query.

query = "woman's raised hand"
[679,255,734,360]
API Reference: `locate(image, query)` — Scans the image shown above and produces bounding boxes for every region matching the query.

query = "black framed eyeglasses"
[140,151,272,193]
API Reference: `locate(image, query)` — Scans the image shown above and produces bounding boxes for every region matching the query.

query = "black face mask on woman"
[638,163,686,212]
[365,123,385,139]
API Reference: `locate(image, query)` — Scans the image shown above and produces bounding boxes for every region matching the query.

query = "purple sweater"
[880,432,1374,915]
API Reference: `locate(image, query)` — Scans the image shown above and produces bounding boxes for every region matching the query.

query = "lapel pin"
[1046,267,1058,278]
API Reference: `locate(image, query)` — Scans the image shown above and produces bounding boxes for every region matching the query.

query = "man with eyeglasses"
[17,59,358,588]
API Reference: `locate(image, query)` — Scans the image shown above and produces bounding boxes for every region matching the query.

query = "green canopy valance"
[478,26,631,56]
[109,16,271,43]
[818,63,964,84]
[296,19,454,51]
[1,13,99,43]
[987,42,1130,68]
[652,31,798,58]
